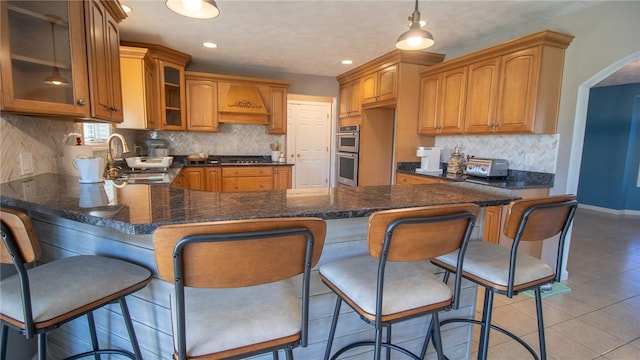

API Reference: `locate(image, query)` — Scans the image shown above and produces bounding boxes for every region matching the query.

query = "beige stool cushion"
[319,255,451,316]
[435,241,554,287]
[171,279,301,357]
[0,255,151,324]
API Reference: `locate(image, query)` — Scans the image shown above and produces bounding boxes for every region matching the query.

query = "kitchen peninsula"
[1,174,519,360]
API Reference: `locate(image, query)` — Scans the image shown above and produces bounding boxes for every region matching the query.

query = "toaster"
[466,158,509,178]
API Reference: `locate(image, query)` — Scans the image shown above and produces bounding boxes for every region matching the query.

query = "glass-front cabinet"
[161,62,185,130]
[0,0,90,117]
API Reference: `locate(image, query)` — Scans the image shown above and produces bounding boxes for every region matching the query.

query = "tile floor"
[468,208,640,360]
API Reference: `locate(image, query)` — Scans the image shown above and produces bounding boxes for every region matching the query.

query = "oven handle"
[338,152,357,158]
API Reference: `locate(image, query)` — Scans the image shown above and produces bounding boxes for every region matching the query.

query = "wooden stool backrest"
[153,217,326,288]
[503,195,577,241]
[368,203,479,261]
[0,207,41,264]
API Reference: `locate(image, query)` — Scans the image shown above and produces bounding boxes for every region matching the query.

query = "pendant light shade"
[166,0,220,19]
[395,0,435,50]
[44,17,68,86]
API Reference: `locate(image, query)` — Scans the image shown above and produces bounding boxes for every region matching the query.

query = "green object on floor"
[522,282,571,299]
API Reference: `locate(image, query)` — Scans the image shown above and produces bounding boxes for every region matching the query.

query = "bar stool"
[0,207,152,360]
[152,217,326,360]
[319,204,479,360]
[431,195,578,360]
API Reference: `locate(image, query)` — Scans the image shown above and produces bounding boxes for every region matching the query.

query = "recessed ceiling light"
[341,60,353,65]
[121,4,132,13]
[203,42,218,48]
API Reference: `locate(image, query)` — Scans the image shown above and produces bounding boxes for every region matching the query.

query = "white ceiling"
[118,0,637,86]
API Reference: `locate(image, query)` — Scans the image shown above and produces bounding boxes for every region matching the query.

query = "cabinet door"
[182,167,205,190]
[439,67,466,134]
[0,0,90,117]
[159,61,186,130]
[496,47,540,133]
[222,177,274,192]
[85,0,123,122]
[417,73,441,135]
[396,173,440,184]
[273,167,292,189]
[360,73,377,104]
[186,78,218,132]
[339,80,360,119]
[268,86,287,134]
[464,57,501,133]
[376,65,397,102]
[205,168,221,191]
[482,206,502,244]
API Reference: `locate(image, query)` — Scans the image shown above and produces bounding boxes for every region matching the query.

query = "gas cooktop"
[184,156,273,165]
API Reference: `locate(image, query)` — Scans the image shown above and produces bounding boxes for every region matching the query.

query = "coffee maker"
[146,139,168,157]
[415,147,442,174]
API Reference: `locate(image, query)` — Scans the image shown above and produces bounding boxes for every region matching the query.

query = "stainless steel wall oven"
[337,125,359,186]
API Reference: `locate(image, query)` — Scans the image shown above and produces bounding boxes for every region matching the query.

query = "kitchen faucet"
[105,133,130,176]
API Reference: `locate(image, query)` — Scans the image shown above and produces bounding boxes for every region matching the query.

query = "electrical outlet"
[20,152,34,176]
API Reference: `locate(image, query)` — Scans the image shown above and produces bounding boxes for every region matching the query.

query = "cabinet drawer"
[222,177,274,192]
[222,167,274,177]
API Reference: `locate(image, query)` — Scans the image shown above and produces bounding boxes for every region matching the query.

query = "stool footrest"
[64,349,137,360]
[330,340,422,360]
[440,318,540,360]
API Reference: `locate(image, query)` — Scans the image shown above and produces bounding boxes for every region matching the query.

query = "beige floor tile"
[546,318,627,354]
[579,308,640,343]
[522,328,600,360]
[603,341,640,360]
[509,299,574,327]
[538,293,598,318]
[488,305,539,338]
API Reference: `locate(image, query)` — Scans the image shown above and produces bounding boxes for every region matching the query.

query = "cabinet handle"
[77,98,86,105]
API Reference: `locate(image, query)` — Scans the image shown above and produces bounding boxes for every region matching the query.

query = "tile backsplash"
[1,114,82,183]
[123,123,284,156]
[435,134,558,173]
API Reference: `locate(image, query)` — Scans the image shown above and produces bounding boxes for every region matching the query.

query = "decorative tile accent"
[435,134,558,173]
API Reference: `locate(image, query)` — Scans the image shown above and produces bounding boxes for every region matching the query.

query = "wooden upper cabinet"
[339,80,360,119]
[186,76,218,132]
[122,42,192,131]
[361,64,397,107]
[85,0,125,122]
[418,30,573,135]
[495,47,541,133]
[464,57,501,133]
[268,86,287,134]
[0,0,124,120]
[417,66,466,135]
[118,46,157,129]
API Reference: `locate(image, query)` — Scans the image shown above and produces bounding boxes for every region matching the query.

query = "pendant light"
[395,0,435,51]
[166,0,220,19]
[44,16,68,86]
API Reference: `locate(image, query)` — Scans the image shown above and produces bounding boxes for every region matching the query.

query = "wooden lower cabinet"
[174,166,293,192]
[222,167,274,192]
[395,173,441,185]
[273,166,292,190]
[483,188,550,258]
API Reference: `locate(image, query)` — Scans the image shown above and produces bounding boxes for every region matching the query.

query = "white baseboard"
[578,203,640,217]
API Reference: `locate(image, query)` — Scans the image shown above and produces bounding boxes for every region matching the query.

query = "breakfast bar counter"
[1,173,519,360]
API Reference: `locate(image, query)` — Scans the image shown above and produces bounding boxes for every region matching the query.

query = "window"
[83,123,112,143]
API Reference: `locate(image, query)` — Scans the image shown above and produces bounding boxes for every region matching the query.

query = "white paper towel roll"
[63,145,95,176]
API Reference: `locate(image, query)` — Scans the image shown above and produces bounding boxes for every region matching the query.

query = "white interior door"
[287,101,332,188]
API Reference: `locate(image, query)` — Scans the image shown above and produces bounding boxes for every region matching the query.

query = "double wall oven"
[336,125,359,186]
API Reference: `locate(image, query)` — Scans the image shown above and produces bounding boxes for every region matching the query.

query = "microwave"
[337,125,359,153]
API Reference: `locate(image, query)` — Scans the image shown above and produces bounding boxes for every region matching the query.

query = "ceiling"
[118,0,637,86]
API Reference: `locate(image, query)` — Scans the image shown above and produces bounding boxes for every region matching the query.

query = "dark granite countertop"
[1,173,519,235]
[397,162,554,190]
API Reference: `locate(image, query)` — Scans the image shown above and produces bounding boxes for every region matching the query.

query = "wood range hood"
[219,84,269,124]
